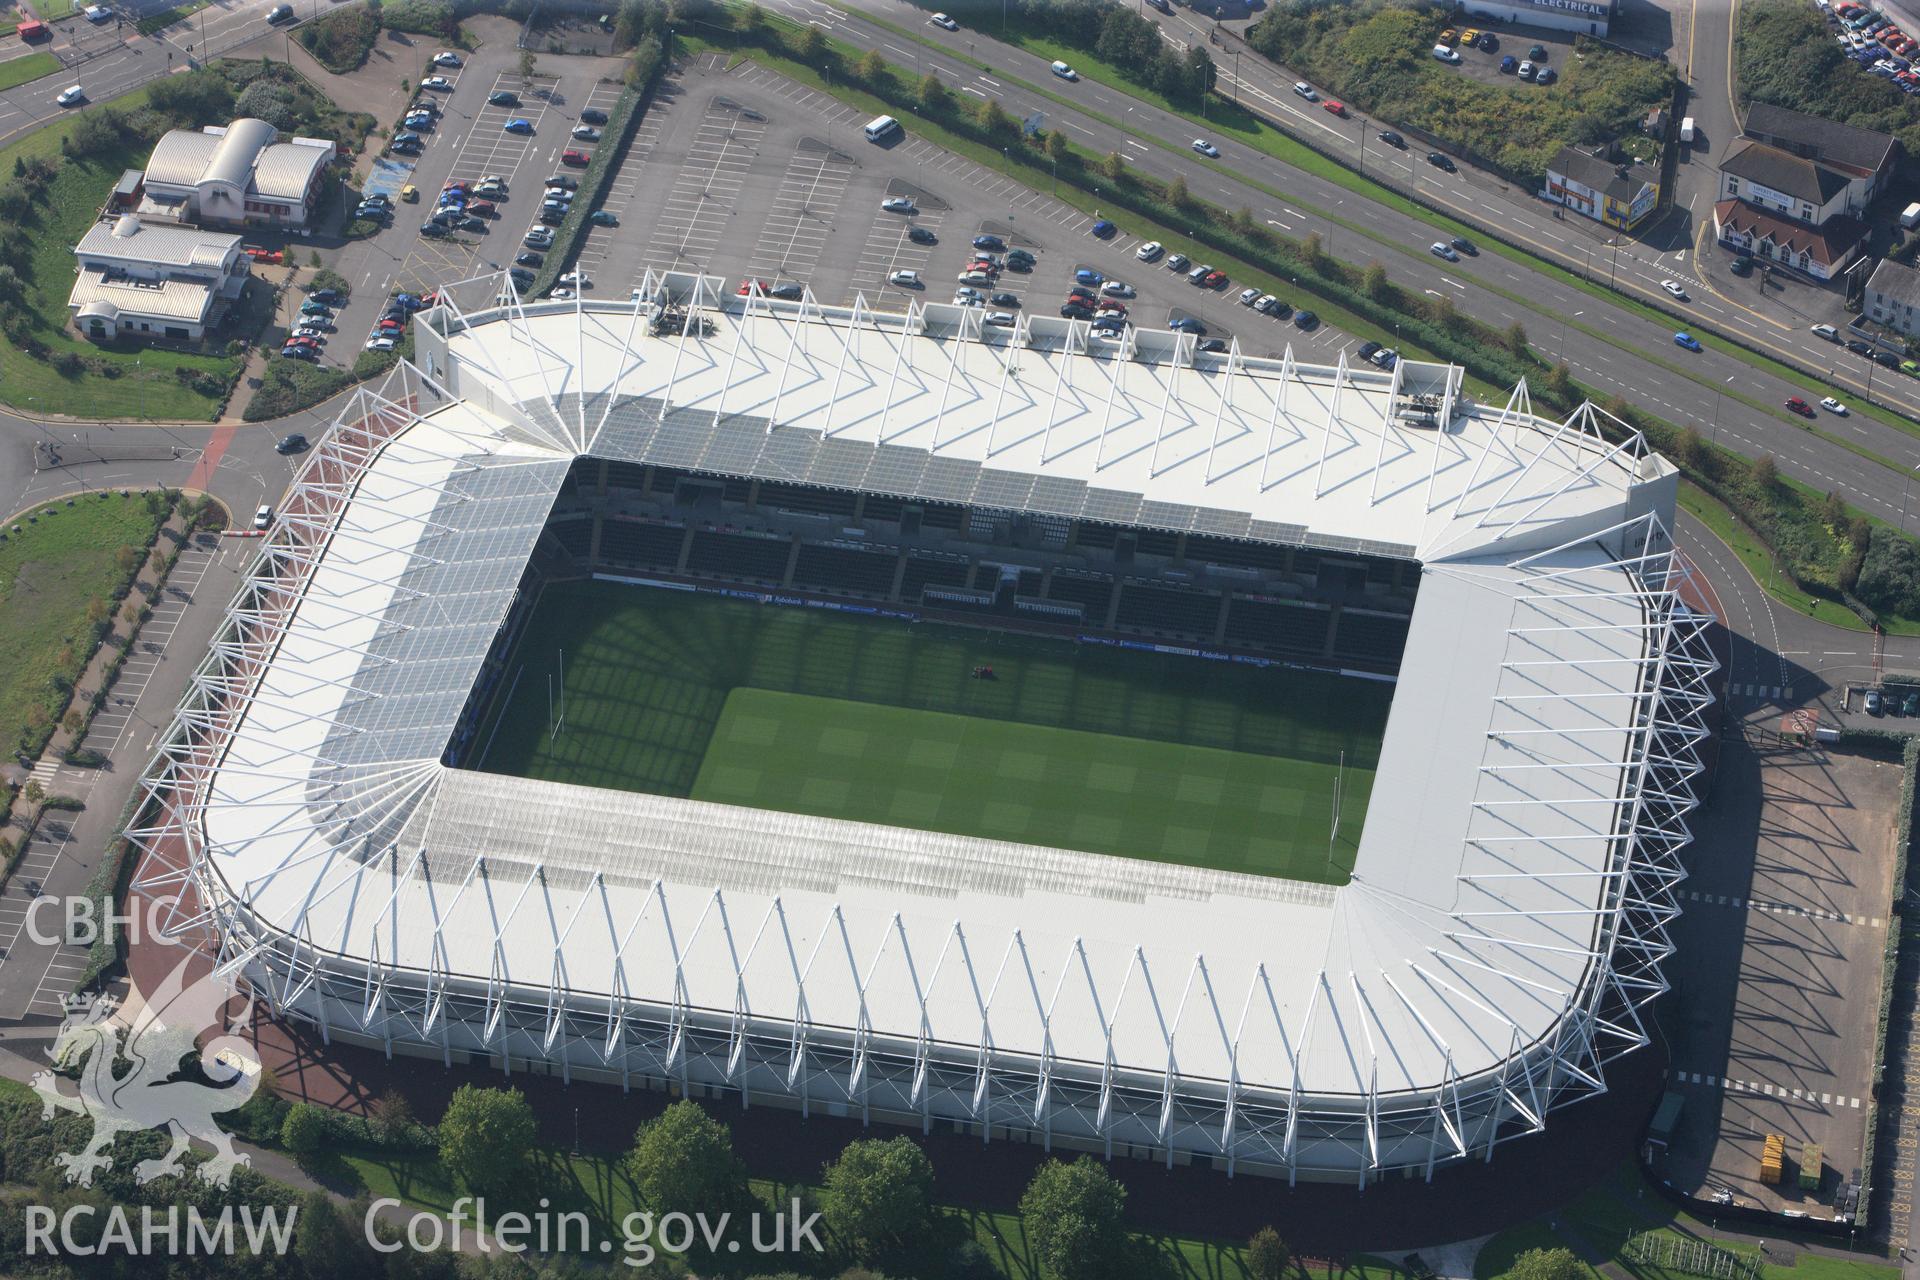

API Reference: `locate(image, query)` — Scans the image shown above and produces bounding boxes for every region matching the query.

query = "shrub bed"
[297,5,381,74]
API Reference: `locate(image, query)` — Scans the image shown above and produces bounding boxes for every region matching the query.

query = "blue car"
[1673,331,1702,352]
[973,234,1005,250]
[1074,267,1103,286]
[1090,219,1116,238]
[503,118,534,134]
[1169,316,1206,334]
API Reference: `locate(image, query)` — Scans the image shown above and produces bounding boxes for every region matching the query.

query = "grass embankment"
[481,582,1388,881]
[296,5,379,74]
[1475,1162,1897,1280]
[0,492,167,761]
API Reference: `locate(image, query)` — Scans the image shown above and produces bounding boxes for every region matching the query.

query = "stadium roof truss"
[131,274,1715,1183]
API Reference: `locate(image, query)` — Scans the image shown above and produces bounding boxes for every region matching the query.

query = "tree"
[1361,261,1389,300]
[1044,126,1069,162]
[1544,362,1573,403]
[1749,452,1778,489]
[918,73,950,114]
[1504,320,1529,355]
[795,25,827,60]
[1166,173,1190,207]
[518,50,538,81]
[736,2,766,33]
[977,97,1010,134]
[627,1100,747,1219]
[1302,231,1325,267]
[1099,150,1126,181]
[293,1190,365,1280]
[1855,525,1920,616]
[1247,1227,1291,1280]
[235,81,299,132]
[280,1101,328,1157]
[820,1137,935,1264]
[437,1085,536,1197]
[1509,1247,1584,1280]
[854,48,886,86]
[1822,490,1848,533]
[1018,1157,1128,1280]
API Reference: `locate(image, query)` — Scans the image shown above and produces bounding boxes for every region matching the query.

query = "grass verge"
[134,0,207,36]
[0,50,57,92]
[0,492,169,761]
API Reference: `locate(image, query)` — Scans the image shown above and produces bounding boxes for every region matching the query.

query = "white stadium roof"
[138,274,1713,1179]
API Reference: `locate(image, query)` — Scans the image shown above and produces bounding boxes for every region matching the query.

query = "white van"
[1051,60,1079,80]
[1902,201,1920,229]
[1680,116,1696,142]
[863,115,899,142]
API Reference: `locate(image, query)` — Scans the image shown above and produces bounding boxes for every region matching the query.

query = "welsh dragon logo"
[31,955,261,1188]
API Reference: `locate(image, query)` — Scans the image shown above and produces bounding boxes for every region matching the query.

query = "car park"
[504,119,535,134]
[932,11,958,29]
[422,76,454,91]
[1137,240,1164,261]
[1821,397,1850,414]
[1426,152,1455,171]
[1430,241,1459,261]
[1191,139,1220,157]
[908,226,937,244]
[1672,332,1702,351]
[1661,279,1689,300]
[1293,82,1318,100]
[881,196,916,213]
[1378,130,1405,147]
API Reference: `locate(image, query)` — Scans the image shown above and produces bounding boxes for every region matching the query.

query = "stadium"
[131,271,1716,1183]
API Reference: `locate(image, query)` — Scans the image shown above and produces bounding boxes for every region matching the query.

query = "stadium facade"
[132,272,1715,1183]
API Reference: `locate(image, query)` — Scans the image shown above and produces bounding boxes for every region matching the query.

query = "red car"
[1066,290,1097,306]
[561,149,590,167]
[1201,271,1227,288]
[1784,396,1814,418]
[1094,298,1127,313]
[467,200,497,217]
[442,181,470,194]
[736,278,768,295]
[1323,100,1347,117]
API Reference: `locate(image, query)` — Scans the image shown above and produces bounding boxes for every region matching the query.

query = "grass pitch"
[475,580,1393,884]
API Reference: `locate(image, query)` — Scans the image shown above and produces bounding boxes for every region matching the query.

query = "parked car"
[1500,55,1518,73]
[588,210,619,227]
[973,234,1005,251]
[1535,66,1558,85]
[515,252,544,268]
[1165,253,1190,273]
[309,288,345,305]
[1075,267,1104,286]
[1060,302,1094,319]
[1357,341,1382,362]
[1294,310,1319,330]
[489,91,519,106]
[573,125,601,141]
[881,196,916,213]
[504,119,534,134]
[524,227,553,248]
[1811,323,1840,341]
[1518,60,1536,79]
[1137,240,1164,261]
[561,149,590,166]
[985,311,1016,327]
[1169,316,1206,334]
[989,291,1019,307]
[580,108,609,125]
[908,226,937,244]
[1102,280,1134,298]
[432,50,461,66]
[888,269,922,287]
[1090,219,1116,238]
[422,76,454,91]
[265,4,293,22]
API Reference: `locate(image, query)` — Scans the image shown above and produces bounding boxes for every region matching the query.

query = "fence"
[1623,1231,1762,1280]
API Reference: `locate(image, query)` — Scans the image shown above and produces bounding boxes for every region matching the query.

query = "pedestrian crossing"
[1673,1071,1861,1109]
[1680,888,1882,929]
[25,759,58,789]
[1726,682,1792,702]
